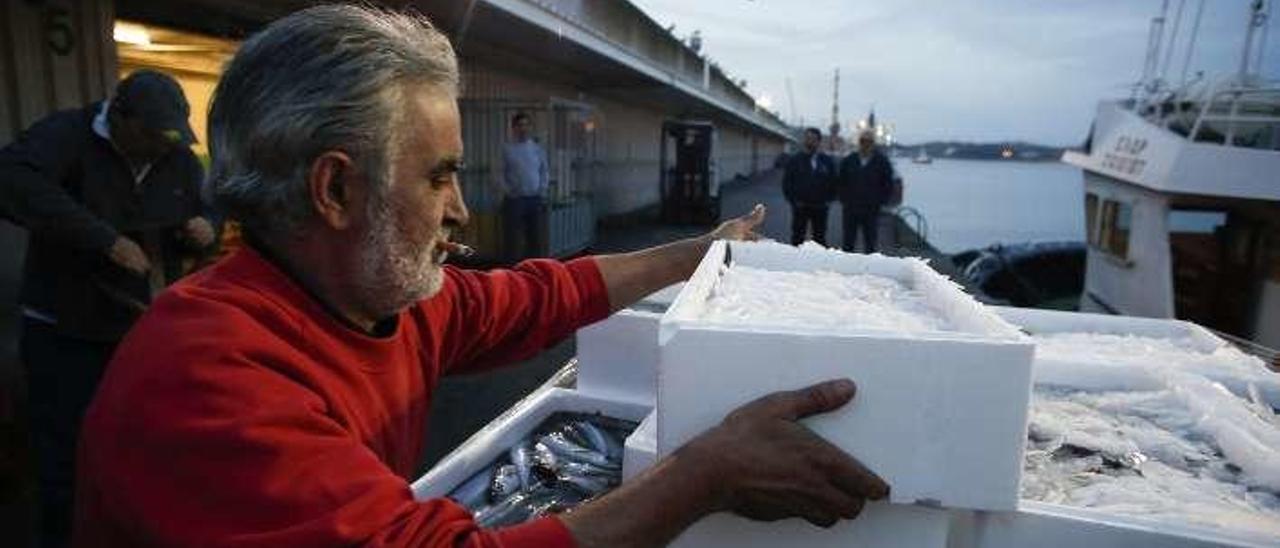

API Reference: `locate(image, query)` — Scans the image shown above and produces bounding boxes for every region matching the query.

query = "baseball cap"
[113,69,197,145]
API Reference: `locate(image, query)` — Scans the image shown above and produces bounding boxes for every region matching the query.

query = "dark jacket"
[782,151,836,206]
[0,103,206,342]
[837,150,895,208]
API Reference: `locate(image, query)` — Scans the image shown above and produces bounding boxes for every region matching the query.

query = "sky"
[630,0,1277,145]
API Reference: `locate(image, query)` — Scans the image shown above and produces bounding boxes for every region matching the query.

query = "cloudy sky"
[630,0,1275,145]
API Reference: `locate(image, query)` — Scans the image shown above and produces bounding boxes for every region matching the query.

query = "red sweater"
[75,247,610,547]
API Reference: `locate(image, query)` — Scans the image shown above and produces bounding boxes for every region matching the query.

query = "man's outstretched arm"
[593,204,766,313]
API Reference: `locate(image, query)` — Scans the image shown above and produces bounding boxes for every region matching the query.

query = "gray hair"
[207,4,459,243]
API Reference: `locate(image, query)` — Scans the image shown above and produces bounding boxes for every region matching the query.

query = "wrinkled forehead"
[397,86,462,158]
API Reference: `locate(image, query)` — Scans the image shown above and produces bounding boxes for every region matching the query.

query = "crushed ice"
[1022,331,1280,538]
[698,264,952,334]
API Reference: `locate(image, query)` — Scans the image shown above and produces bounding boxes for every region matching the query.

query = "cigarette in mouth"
[438,241,476,257]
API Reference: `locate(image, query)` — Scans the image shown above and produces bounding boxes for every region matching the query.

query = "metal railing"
[889,206,930,251]
[1183,81,1280,149]
[1211,328,1280,373]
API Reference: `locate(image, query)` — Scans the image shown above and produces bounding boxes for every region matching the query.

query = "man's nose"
[445,179,470,228]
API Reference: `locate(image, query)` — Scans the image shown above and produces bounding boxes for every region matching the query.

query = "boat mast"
[1139,0,1170,108]
[1179,0,1206,88]
[1239,0,1269,81]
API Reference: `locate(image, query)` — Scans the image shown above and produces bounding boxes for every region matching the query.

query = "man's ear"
[308,151,358,230]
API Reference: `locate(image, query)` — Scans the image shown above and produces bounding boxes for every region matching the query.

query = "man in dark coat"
[837,130,896,253]
[0,69,214,547]
[782,127,836,246]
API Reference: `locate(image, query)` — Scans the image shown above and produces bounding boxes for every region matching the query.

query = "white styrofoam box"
[993,306,1280,401]
[950,501,1279,548]
[411,387,651,501]
[672,503,951,548]
[620,404,950,548]
[575,309,661,406]
[659,241,1035,511]
[621,410,656,482]
[640,282,685,309]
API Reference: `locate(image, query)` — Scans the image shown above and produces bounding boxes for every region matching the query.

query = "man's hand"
[107,236,151,276]
[183,217,216,248]
[680,379,889,527]
[708,203,765,242]
[595,204,769,312]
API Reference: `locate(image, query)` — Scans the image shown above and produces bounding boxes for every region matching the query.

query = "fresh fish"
[570,420,622,461]
[509,442,534,491]
[490,464,522,500]
[538,432,616,469]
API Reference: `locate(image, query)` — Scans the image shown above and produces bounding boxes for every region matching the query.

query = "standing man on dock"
[783,127,836,246]
[837,129,896,253]
[502,111,548,261]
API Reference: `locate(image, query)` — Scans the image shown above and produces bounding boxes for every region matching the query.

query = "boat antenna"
[1255,0,1273,76]
[829,68,841,152]
[1141,0,1172,94]
[1179,0,1206,88]
[1160,0,1186,88]
[1240,0,1267,81]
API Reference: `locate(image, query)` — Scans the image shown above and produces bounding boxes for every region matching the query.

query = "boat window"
[1085,193,1100,245]
[1096,199,1132,260]
[1169,210,1227,235]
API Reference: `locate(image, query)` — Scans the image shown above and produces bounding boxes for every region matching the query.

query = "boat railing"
[1183,81,1280,150]
[1210,328,1280,373]
[890,206,929,250]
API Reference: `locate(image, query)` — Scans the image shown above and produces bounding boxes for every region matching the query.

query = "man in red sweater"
[75,5,888,547]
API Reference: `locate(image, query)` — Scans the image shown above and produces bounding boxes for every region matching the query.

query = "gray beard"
[354,192,444,320]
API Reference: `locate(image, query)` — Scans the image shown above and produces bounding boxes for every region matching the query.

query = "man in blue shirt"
[502,112,548,261]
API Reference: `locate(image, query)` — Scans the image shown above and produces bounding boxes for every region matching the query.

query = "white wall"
[1081,172,1175,319]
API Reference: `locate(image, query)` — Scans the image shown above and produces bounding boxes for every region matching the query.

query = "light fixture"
[113,22,151,46]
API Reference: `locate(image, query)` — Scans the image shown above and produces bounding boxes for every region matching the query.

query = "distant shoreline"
[889,142,1070,163]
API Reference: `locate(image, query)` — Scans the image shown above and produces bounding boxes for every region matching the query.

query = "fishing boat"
[1062,0,1280,358]
[912,148,933,164]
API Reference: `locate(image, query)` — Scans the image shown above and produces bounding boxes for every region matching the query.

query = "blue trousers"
[21,318,115,548]
[504,196,545,261]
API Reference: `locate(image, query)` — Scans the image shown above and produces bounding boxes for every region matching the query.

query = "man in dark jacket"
[837,130,896,253]
[782,127,836,246]
[0,69,213,547]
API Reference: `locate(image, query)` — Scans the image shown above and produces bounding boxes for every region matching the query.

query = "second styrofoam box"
[622,410,657,482]
[411,387,651,501]
[623,406,952,548]
[576,309,661,406]
[658,241,1035,511]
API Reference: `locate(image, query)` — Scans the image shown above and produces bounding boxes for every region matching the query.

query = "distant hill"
[889,141,1067,162]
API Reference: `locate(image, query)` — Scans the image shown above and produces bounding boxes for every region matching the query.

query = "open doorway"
[1169,207,1263,338]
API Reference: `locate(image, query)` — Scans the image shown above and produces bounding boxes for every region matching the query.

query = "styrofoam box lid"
[575,308,662,405]
[662,240,1025,343]
[411,387,652,501]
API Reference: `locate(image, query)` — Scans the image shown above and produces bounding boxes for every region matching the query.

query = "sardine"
[490,464,522,500]
[509,442,534,491]
[538,432,617,469]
